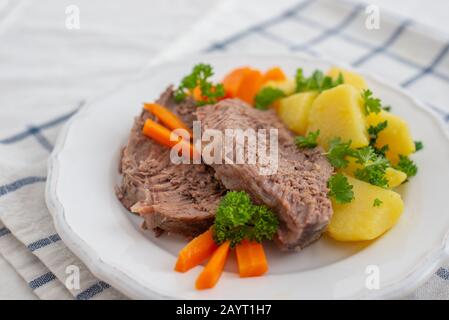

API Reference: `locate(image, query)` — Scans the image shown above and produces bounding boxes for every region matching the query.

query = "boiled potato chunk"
[327,67,367,91]
[340,158,407,189]
[328,175,404,241]
[261,78,296,95]
[366,110,415,165]
[278,91,318,135]
[307,84,369,150]
[385,168,407,188]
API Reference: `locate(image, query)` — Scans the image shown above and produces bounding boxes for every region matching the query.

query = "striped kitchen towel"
[0,105,125,300]
[155,0,449,299]
[0,0,218,299]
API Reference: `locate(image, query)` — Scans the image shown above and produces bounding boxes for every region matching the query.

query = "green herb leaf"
[414,141,423,152]
[350,146,390,188]
[295,68,344,93]
[373,198,383,207]
[174,63,225,105]
[213,191,279,247]
[394,155,418,178]
[328,173,354,204]
[367,120,389,157]
[295,130,320,149]
[354,157,390,188]
[326,138,353,168]
[361,89,382,115]
[368,121,388,141]
[351,146,377,165]
[254,87,285,110]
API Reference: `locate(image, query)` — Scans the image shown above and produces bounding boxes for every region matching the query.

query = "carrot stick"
[175,229,218,273]
[222,67,251,98]
[235,240,268,277]
[235,69,263,105]
[143,103,192,135]
[142,119,197,159]
[262,67,286,83]
[195,241,230,290]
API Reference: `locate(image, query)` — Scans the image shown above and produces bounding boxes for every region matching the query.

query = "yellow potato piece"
[340,158,407,189]
[327,67,368,91]
[307,84,369,150]
[366,110,415,165]
[385,167,407,188]
[328,175,404,241]
[261,78,296,95]
[278,91,318,135]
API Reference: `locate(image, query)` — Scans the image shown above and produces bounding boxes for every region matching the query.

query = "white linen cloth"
[0,0,219,300]
[0,0,448,299]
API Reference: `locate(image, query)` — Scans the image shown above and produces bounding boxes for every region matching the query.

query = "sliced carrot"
[262,66,286,84]
[191,85,227,103]
[143,103,192,135]
[235,69,264,105]
[175,229,218,273]
[142,119,197,159]
[192,86,203,102]
[195,241,230,290]
[222,67,251,98]
[235,240,268,277]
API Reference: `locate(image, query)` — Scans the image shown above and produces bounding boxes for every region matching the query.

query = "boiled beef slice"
[196,99,334,250]
[116,86,226,237]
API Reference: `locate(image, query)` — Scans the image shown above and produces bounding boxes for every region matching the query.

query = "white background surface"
[0,0,448,299]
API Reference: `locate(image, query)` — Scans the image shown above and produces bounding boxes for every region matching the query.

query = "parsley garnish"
[368,121,388,143]
[174,63,225,105]
[295,68,343,93]
[326,138,353,168]
[213,191,279,247]
[353,148,390,188]
[328,173,354,204]
[295,130,320,149]
[327,140,390,188]
[394,155,418,178]
[254,87,285,110]
[367,120,389,157]
[373,198,383,207]
[414,141,423,152]
[361,89,382,115]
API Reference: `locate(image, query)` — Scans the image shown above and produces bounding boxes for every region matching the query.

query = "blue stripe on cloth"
[401,43,449,87]
[256,29,319,56]
[352,20,412,67]
[205,0,314,52]
[436,267,449,280]
[76,281,111,300]
[0,176,46,198]
[28,126,54,152]
[0,227,11,237]
[29,272,56,289]
[291,14,449,84]
[0,105,80,144]
[27,234,61,252]
[290,4,363,51]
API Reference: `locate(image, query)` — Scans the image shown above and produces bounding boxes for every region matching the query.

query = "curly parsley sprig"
[394,155,418,179]
[328,173,354,204]
[295,69,344,93]
[174,63,225,106]
[254,87,285,110]
[213,191,279,247]
[295,130,320,149]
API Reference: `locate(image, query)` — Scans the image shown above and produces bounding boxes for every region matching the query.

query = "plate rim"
[45,52,449,299]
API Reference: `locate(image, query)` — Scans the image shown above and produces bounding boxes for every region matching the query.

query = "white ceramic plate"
[46,54,449,299]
